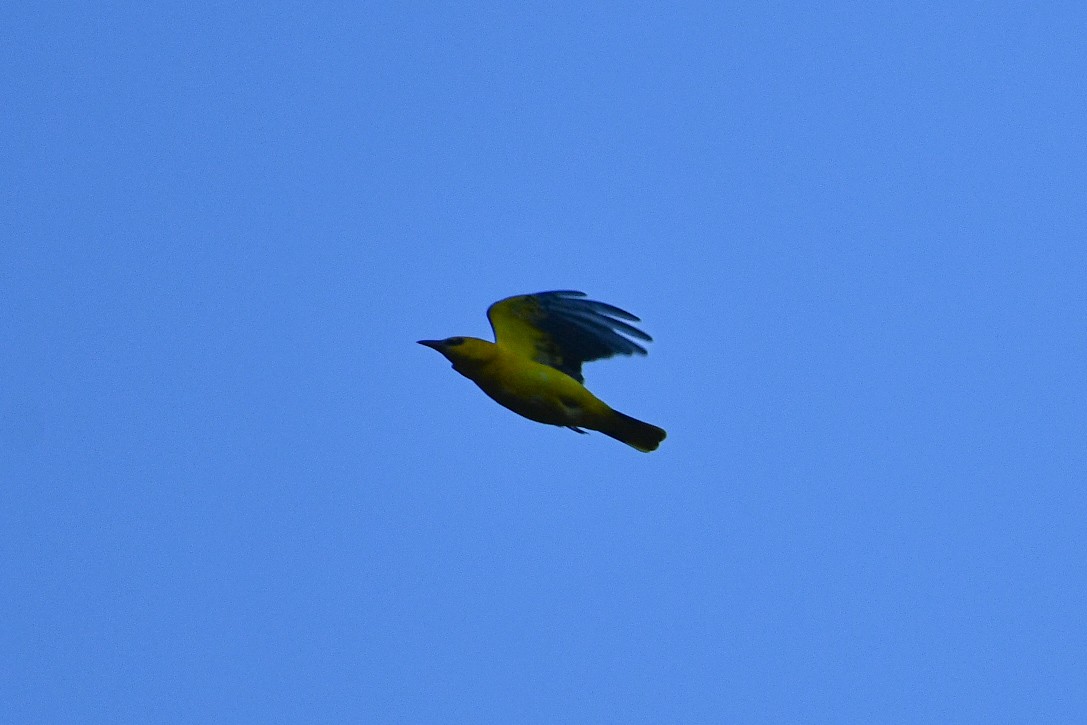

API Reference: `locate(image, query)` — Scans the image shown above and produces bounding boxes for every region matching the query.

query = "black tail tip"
[605,412,666,452]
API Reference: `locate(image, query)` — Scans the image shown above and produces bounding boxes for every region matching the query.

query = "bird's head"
[417,336,495,371]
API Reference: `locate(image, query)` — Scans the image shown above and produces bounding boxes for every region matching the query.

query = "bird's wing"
[486,290,652,383]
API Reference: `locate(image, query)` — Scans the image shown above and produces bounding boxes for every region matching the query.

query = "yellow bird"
[418,290,666,452]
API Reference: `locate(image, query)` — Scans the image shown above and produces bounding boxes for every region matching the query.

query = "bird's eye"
[447,337,465,346]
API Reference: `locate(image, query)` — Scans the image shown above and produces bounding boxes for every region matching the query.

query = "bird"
[418,290,666,452]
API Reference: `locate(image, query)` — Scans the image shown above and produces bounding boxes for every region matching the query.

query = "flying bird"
[418,290,666,452]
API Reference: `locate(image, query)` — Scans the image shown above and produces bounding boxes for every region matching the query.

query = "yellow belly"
[472,354,609,427]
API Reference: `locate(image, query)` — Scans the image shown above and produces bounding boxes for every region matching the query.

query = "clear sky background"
[4,3,1085,722]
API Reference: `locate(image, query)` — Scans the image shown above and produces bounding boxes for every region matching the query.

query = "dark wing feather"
[486,290,653,382]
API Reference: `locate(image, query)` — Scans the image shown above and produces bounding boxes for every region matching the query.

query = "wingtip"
[540,289,587,298]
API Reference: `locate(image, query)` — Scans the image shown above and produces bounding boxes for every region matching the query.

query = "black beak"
[417,339,443,350]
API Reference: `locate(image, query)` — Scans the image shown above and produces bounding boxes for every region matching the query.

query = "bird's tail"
[599,410,667,452]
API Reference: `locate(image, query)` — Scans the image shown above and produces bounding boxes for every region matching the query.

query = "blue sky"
[4,2,1085,722]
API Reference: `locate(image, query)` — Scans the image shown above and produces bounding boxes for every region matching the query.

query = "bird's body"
[440,337,610,427]
[419,291,666,452]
